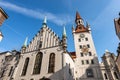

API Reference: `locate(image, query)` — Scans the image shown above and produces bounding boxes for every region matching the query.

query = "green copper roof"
[42,16,47,28]
[23,37,28,47]
[44,16,47,24]
[63,26,67,37]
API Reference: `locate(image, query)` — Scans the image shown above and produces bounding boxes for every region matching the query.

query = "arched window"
[21,57,29,76]
[86,69,94,77]
[48,53,55,73]
[8,66,13,76]
[114,72,118,79]
[33,52,43,74]
[104,73,108,79]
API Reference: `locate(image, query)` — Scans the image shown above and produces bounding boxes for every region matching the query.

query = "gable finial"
[63,25,67,37]
[23,37,28,48]
[44,16,47,24]
[42,16,47,28]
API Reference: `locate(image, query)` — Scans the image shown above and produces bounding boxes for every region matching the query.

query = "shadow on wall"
[44,63,74,80]
[76,56,103,80]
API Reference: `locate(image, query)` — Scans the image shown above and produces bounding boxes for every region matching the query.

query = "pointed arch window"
[48,53,55,73]
[86,69,94,77]
[104,73,108,79]
[33,52,43,74]
[8,66,13,76]
[21,57,29,76]
[114,72,118,79]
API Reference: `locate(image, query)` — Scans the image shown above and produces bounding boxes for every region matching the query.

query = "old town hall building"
[0,11,120,80]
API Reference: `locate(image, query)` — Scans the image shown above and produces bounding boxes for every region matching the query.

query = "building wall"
[116,54,120,72]
[13,22,75,80]
[100,51,120,80]
[0,51,20,80]
[73,30,103,80]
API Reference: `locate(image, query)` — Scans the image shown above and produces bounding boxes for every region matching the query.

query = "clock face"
[80,34,85,38]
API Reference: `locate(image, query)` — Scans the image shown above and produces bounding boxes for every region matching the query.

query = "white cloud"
[0,1,73,25]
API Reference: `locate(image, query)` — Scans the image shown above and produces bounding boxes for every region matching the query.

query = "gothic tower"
[72,11,103,80]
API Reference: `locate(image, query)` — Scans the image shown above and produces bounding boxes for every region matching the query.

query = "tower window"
[81,60,84,65]
[87,44,90,48]
[86,60,89,64]
[89,52,92,56]
[85,38,88,41]
[86,69,94,77]
[39,41,42,48]
[79,45,82,49]
[81,53,83,57]
[91,60,94,64]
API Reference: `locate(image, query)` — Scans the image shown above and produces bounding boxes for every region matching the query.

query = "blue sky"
[0,0,120,61]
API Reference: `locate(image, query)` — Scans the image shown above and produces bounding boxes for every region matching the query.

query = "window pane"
[48,53,55,73]
[85,38,88,41]
[21,58,29,76]
[81,53,83,57]
[86,69,94,77]
[33,52,43,74]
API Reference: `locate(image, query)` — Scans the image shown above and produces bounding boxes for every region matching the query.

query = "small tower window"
[81,60,84,65]
[39,41,42,48]
[85,38,88,41]
[79,45,82,49]
[78,38,81,42]
[81,53,83,57]
[91,60,94,64]
[89,52,92,56]
[87,44,90,48]
[86,60,89,64]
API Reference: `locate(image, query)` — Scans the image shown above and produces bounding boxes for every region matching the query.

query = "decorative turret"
[75,11,89,33]
[62,26,67,52]
[42,16,47,28]
[72,24,75,33]
[21,37,28,53]
[86,21,91,31]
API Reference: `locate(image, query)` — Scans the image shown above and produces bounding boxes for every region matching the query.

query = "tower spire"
[62,25,67,52]
[42,16,47,28]
[44,16,47,24]
[63,26,67,38]
[21,37,28,53]
[75,11,88,33]
[23,37,28,48]
[75,11,82,21]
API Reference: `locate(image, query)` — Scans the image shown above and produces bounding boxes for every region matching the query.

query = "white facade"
[13,18,75,80]
[0,12,112,80]
[72,12,103,80]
